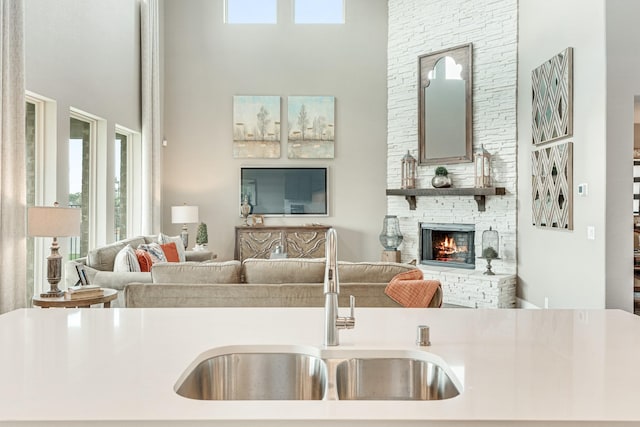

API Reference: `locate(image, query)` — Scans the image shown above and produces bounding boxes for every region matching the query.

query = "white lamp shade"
[27,206,81,237]
[171,205,199,224]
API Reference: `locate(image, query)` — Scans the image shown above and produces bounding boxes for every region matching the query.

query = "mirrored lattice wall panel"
[532,47,573,145]
[531,142,573,230]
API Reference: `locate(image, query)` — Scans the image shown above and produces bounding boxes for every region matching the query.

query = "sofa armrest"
[93,272,152,291]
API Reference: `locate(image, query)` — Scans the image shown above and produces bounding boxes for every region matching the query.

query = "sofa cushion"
[160,242,180,262]
[136,249,153,272]
[87,237,147,271]
[124,282,402,308]
[242,258,325,284]
[113,245,141,272]
[151,261,242,284]
[158,233,186,262]
[337,261,416,283]
[137,242,167,263]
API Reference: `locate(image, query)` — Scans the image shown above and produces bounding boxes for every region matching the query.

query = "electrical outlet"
[544,297,549,309]
[587,226,595,240]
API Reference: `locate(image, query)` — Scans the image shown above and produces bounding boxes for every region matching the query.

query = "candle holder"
[474,144,491,188]
[401,151,417,189]
[480,226,499,275]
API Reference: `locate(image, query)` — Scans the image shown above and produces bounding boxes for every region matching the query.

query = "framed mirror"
[418,43,472,165]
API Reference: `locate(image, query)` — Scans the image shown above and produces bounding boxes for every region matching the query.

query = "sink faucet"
[324,228,355,346]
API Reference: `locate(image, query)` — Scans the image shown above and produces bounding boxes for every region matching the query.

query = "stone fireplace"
[386,0,518,307]
[420,223,475,269]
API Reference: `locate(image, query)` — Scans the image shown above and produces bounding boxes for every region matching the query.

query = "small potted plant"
[432,166,452,188]
[194,222,208,251]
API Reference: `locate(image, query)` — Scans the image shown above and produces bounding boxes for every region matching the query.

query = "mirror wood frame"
[418,43,473,165]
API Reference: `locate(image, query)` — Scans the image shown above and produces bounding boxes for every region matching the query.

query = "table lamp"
[28,203,81,298]
[171,204,199,249]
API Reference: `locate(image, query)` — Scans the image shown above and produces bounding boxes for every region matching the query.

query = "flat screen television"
[240,167,328,216]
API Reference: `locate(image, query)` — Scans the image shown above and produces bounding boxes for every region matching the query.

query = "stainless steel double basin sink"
[175,346,461,401]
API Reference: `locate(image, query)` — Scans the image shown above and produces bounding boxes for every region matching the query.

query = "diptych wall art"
[233,96,281,158]
[531,47,573,145]
[287,96,335,159]
[531,142,573,230]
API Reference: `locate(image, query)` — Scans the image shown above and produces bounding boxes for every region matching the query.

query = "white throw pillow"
[113,244,141,272]
[158,233,186,262]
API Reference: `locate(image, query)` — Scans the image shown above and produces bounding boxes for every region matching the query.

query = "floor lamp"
[171,204,199,250]
[28,203,82,298]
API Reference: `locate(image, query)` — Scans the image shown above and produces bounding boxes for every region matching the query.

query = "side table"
[32,288,118,308]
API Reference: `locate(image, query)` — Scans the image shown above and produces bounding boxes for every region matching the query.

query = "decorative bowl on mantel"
[432,175,452,188]
[432,166,452,188]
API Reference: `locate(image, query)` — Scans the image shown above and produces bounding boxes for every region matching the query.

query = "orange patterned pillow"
[135,249,153,272]
[160,242,180,262]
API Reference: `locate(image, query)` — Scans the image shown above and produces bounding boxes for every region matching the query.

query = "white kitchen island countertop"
[1,307,640,426]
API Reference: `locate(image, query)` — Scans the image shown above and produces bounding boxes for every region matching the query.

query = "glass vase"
[379,215,403,250]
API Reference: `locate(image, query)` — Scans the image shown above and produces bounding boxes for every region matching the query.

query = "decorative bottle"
[379,215,403,250]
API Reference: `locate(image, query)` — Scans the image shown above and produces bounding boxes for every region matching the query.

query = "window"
[225,0,277,23]
[25,92,55,298]
[25,101,37,301]
[114,130,129,241]
[69,115,93,258]
[114,125,143,239]
[294,0,344,24]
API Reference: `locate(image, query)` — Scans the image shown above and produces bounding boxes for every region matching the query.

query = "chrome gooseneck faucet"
[324,228,355,346]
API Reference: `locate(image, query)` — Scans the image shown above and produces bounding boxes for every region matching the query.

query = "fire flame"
[438,236,457,255]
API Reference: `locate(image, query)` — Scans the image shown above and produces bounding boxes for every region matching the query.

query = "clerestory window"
[294,0,344,24]
[225,0,277,23]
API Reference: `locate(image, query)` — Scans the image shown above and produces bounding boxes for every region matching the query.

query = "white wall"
[25,0,140,130]
[25,0,141,245]
[518,0,608,308]
[605,0,640,311]
[386,0,518,273]
[161,0,388,261]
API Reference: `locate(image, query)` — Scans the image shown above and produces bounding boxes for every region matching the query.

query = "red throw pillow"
[160,242,180,262]
[135,249,153,272]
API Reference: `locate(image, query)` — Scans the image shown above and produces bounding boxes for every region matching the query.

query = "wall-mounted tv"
[240,167,328,216]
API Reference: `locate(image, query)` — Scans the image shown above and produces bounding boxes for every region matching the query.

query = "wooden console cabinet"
[234,225,330,262]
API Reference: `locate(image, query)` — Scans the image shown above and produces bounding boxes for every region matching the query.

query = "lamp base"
[40,289,64,298]
[180,225,189,250]
[42,239,64,297]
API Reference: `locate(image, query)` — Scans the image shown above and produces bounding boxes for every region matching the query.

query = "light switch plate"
[578,183,588,196]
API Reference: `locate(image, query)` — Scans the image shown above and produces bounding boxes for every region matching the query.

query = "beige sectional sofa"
[125,258,443,308]
[64,235,212,307]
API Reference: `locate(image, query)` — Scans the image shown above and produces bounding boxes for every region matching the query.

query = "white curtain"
[141,0,162,234]
[0,0,26,314]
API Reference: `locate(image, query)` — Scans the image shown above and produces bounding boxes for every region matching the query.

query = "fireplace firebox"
[420,223,475,269]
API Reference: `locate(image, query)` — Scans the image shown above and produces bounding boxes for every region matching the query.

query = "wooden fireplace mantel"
[385,187,506,211]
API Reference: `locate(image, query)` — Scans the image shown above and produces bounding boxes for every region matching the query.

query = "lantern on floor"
[474,144,491,188]
[401,150,417,189]
[481,226,499,275]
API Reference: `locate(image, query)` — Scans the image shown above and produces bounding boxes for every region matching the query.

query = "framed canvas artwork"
[531,48,573,145]
[531,141,573,230]
[233,96,281,158]
[287,96,335,159]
